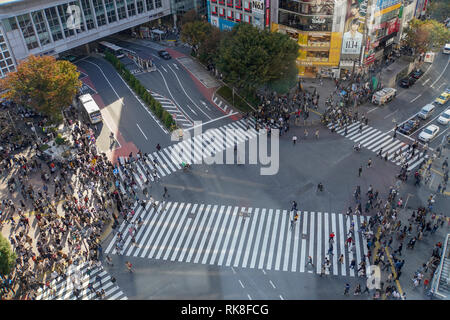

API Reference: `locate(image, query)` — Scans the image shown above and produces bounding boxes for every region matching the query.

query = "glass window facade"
[127,0,137,16]
[137,0,145,13]
[155,0,162,8]
[93,0,107,27]
[0,28,15,77]
[80,0,96,30]
[104,0,118,23]
[58,4,76,37]
[1,17,18,32]
[17,14,39,50]
[44,7,64,41]
[146,0,154,10]
[279,10,332,31]
[116,0,127,19]
[31,10,51,46]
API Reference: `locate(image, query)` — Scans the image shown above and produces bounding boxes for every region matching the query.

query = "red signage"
[365,53,375,65]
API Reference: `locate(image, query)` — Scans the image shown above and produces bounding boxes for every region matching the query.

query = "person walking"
[304,129,308,139]
[156,143,161,152]
[290,212,299,231]
[292,135,297,145]
[305,256,314,268]
[367,158,372,168]
[105,255,113,267]
[125,261,133,273]
[315,129,319,139]
[344,283,350,295]
[358,166,363,177]
[339,254,344,264]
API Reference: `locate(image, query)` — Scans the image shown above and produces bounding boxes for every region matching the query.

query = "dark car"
[398,119,420,135]
[399,76,416,88]
[158,50,171,60]
[410,69,424,79]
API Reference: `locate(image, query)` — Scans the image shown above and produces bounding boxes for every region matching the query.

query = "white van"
[444,43,450,54]
[372,88,397,105]
[418,104,436,119]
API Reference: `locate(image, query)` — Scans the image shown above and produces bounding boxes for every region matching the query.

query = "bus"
[98,41,124,58]
[78,94,102,124]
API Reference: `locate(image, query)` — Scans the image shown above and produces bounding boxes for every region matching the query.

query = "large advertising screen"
[341,0,367,55]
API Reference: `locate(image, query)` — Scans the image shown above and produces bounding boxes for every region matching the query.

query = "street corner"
[165,48,186,59]
[110,141,139,164]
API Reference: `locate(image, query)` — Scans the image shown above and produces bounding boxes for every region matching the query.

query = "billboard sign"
[219,18,236,31]
[341,0,367,55]
[251,0,264,14]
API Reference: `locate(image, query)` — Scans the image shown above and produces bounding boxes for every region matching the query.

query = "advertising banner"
[265,0,270,27]
[219,18,236,31]
[207,0,211,23]
[251,0,264,14]
[329,32,342,65]
[341,0,367,55]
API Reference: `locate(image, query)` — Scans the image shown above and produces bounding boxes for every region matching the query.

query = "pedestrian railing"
[430,233,450,299]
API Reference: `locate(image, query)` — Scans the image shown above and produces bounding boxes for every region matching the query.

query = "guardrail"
[430,233,450,299]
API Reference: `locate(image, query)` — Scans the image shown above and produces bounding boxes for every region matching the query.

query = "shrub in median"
[104,53,176,131]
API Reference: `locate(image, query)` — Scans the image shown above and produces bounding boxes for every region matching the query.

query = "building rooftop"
[0,0,24,6]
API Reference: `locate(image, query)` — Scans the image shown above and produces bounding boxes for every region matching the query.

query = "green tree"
[197,26,223,65]
[427,0,450,22]
[0,55,81,124]
[0,234,16,276]
[181,8,199,25]
[181,20,212,55]
[404,18,450,55]
[216,23,298,95]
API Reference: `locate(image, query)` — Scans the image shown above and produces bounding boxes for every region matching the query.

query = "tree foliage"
[0,234,16,276]
[427,0,450,22]
[180,20,212,54]
[0,55,81,124]
[215,23,298,94]
[197,26,223,64]
[404,19,450,55]
[181,9,199,25]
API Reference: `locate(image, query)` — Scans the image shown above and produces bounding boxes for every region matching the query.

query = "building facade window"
[31,10,51,46]
[127,0,137,16]
[17,14,39,50]
[58,4,76,37]
[80,0,96,30]
[137,0,145,14]
[0,28,15,78]
[226,0,233,6]
[235,0,242,9]
[92,0,107,27]
[44,7,64,41]
[1,17,18,32]
[155,0,162,9]
[116,0,127,19]
[278,10,332,31]
[146,0,154,11]
[104,0,118,23]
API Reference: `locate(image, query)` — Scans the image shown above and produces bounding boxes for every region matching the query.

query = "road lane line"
[136,123,148,140]
[430,57,450,88]
[410,94,422,103]
[384,110,398,119]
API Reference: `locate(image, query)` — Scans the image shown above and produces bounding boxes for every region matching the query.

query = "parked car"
[437,109,450,125]
[410,69,424,79]
[399,76,417,88]
[418,124,439,142]
[372,88,397,105]
[418,104,436,119]
[158,50,171,60]
[434,89,450,106]
[398,119,420,135]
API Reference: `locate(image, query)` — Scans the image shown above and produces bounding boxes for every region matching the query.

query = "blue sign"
[219,18,236,31]
[206,0,211,23]
[375,0,401,10]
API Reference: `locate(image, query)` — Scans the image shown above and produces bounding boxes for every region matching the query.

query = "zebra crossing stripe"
[353,215,363,274]
[132,205,159,257]
[266,209,281,270]
[299,212,308,273]
[177,204,203,262]
[193,205,217,264]
[365,134,390,150]
[156,203,186,260]
[163,203,191,260]
[236,207,255,267]
[225,207,242,266]
[358,130,382,145]
[258,209,273,269]
[155,149,177,173]
[218,206,238,266]
[323,212,329,274]
[201,205,226,265]
[346,216,355,277]
[308,212,315,273]
[291,211,300,272]
[334,213,341,276]
[171,203,197,261]
[105,202,139,254]
[233,208,252,267]
[250,209,266,268]
[353,128,379,142]
[275,210,287,271]
[153,152,172,175]
[282,210,291,272]
[210,206,233,265]
[316,212,322,274]
[187,205,212,263]
[148,202,179,259]
[126,203,153,256]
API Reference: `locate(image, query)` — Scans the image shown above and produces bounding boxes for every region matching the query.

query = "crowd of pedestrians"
[0,99,126,300]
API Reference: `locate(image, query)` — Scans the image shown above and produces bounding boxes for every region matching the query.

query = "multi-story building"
[171,0,206,17]
[206,0,271,31]
[0,0,172,78]
[271,0,345,78]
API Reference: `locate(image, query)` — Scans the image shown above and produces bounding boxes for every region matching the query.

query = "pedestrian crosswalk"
[35,262,127,300]
[114,118,258,194]
[151,91,194,129]
[328,121,426,171]
[105,201,371,277]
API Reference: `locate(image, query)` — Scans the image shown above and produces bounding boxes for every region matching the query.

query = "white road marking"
[247,294,252,300]
[262,269,266,275]
[367,106,378,114]
[422,78,430,86]
[136,123,148,140]
[182,113,239,132]
[186,104,198,116]
[410,94,422,103]
[173,63,179,70]
[238,280,245,288]
[161,66,167,72]
[430,57,450,88]
[279,295,284,300]
[231,267,236,274]
[437,82,446,90]
[200,100,211,110]
[384,110,398,119]
[269,280,276,289]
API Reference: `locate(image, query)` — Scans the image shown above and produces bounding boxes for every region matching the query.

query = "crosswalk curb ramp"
[35,262,127,300]
[105,201,372,278]
[328,121,426,171]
